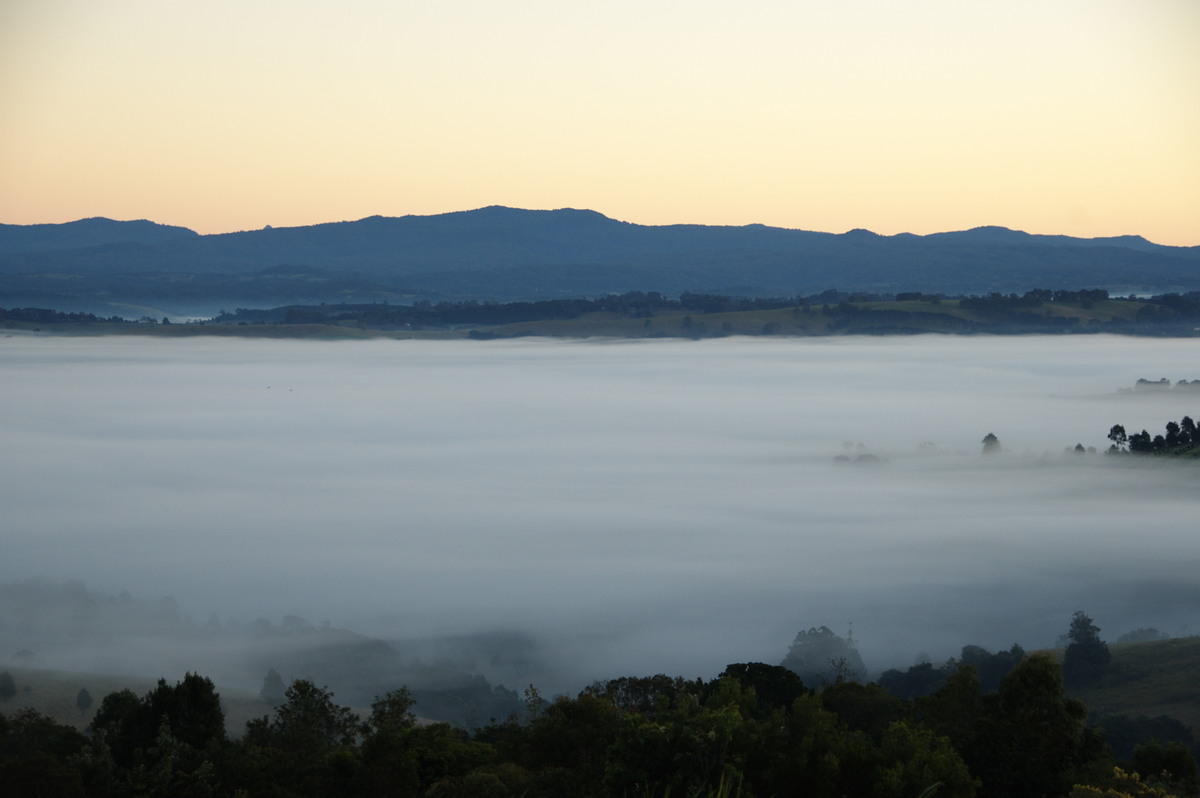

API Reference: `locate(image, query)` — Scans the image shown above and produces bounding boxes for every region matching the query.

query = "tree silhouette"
[268,680,361,752]
[781,626,866,687]
[365,687,417,736]
[259,667,286,706]
[0,671,15,700]
[1063,611,1111,688]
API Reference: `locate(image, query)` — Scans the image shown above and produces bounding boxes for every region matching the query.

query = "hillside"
[1071,637,1200,733]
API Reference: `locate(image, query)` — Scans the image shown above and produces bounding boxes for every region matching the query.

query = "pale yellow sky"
[2,0,1197,244]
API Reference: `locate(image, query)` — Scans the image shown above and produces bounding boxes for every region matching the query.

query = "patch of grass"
[0,666,159,731]
[0,666,287,737]
[1069,636,1200,731]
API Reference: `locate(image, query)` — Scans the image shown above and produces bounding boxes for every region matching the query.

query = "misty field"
[2,333,1198,691]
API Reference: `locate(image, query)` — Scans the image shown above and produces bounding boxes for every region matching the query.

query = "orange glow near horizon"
[1,0,1197,245]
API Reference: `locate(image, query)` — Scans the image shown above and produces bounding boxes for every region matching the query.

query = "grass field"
[1069,636,1200,730]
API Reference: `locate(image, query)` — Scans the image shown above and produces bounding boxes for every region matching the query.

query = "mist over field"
[2,334,1198,694]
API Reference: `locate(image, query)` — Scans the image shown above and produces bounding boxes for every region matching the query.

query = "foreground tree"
[874,720,980,798]
[85,673,227,795]
[264,679,361,753]
[1129,740,1200,795]
[986,655,1107,798]
[88,688,144,767]
[142,672,226,751]
[358,688,425,797]
[0,708,88,797]
[240,680,364,797]
[717,662,810,717]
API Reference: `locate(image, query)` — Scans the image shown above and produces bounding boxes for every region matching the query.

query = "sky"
[3,334,1199,691]
[1,0,1197,245]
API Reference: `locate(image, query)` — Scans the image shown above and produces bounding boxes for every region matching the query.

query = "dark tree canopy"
[877,661,949,700]
[959,644,1025,693]
[717,662,810,716]
[0,651,1176,798]
[1130,740,1200,794]
[87,673,225,772]
[267,679,362,752]
[581,674,698,719]
[366,687,417,736]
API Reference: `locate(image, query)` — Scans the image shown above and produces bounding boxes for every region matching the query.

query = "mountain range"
[2,207,1198,314]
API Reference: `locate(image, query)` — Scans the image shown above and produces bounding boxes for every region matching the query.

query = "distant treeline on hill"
[210,288,1200,329]
[0,307,134,325]
[7,287,1200,336]
[1127,378,1200,393]
[221,290,800,327]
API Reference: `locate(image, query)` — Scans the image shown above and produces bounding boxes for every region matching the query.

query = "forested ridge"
[3,615,1198,797]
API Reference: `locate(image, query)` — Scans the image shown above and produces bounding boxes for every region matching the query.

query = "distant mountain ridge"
[0,217,197,253]
[2,207,1198,309]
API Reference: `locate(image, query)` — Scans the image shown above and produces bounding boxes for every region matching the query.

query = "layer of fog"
[2,333,1198,694]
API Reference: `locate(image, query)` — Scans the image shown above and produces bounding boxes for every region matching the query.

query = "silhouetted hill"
[2,207,1198,308]
[0,217,197,254]
[927,226,1165,252]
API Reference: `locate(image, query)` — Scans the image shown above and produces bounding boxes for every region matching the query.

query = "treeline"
[958,288,1114,313]
[955,289,1200,333]
[1107,416,1200,456]
[1128,378,1200,393]
[216,291,801,329]
[3,654,1197,796]
[876,613,1123,702]
[204,287,1200,331]
[0,307,135,325]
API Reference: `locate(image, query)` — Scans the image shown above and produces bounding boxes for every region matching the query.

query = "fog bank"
[2,334,1197,692]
